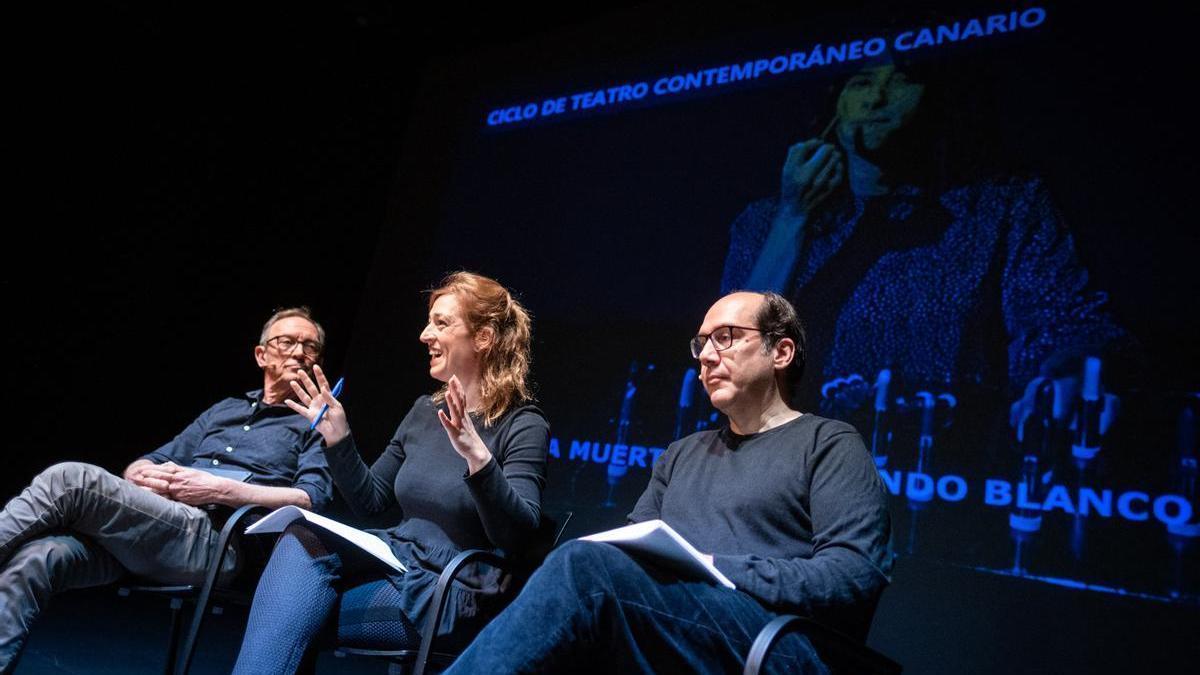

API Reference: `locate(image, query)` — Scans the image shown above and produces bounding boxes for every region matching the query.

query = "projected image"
[722,61,1131,408]
[718,56,1166,595]
[422,4,1199,607]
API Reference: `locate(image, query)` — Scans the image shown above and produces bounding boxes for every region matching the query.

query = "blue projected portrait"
[721,60,1135,412]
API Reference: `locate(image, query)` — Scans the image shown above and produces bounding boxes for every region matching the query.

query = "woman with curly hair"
[233,272,548,673]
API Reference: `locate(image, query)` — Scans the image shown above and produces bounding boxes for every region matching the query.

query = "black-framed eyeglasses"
[265,335,323,358]
[689,325,762,359]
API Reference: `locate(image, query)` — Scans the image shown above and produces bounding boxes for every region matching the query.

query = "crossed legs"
[445,540,827,674]
[0,462,227,670]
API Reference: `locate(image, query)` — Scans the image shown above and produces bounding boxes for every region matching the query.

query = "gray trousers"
[0,462,236,670]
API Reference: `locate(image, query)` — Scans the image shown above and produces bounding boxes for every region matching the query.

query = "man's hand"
[779,140,844,217]
[166,468,234,506]
[438,375,493,476]
[123,457,312,510]
[285,364,349,446]
[124,460,179,497]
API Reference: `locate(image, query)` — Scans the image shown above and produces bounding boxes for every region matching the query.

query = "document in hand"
[580,519,736,589]
[245,506,407,573]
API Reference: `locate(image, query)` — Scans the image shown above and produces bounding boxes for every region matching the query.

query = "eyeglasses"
[689,325,762,359]
[264,335,323,358]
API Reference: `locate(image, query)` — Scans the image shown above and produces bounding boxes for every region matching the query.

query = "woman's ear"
[474,325,495,353]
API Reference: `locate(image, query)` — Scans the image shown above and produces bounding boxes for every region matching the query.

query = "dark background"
[6,2,1199,673]
[6,1,629,484]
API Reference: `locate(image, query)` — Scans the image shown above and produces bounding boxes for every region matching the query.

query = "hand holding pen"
[286,364,349,446]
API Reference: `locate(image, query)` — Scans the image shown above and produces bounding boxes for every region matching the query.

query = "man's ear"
[771,337,796,372]
[474,326,495,353]
[254,344,268,369]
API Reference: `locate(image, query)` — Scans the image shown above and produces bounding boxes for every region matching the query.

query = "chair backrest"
[545,510,574,547]
[338,510,577,675]
[744,614,901,675]
[522,510,574,565]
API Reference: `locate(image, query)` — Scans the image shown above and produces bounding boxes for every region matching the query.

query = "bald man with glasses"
[0,307,334,672]
[446,291,891,674]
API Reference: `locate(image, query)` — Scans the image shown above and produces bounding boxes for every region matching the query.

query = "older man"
[0,307,334,671]
[447,291,891,673]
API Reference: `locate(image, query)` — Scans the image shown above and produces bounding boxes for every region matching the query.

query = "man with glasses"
[447,291,891,673]
[0,307,334,672]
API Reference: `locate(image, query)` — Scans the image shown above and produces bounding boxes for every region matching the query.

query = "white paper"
[245,505,407,573]
[581,519,736,589]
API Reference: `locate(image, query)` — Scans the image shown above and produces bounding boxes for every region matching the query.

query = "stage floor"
[16,587,385,674]
[15,556,1198,674]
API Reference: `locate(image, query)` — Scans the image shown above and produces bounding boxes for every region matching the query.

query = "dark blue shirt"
[140,389,333,512]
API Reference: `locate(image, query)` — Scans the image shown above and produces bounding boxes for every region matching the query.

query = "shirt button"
[243,425,251,431]
[211,459,220,466]
[250,402,257,408]
[225,446,233,453]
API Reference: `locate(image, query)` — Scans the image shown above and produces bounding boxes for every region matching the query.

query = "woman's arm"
[284,364,404,516]
[463,409,549,551]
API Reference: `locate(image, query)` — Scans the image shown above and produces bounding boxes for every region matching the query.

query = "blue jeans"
[0,462,232,672]
[446,540,827,674]
[233,523,422,675]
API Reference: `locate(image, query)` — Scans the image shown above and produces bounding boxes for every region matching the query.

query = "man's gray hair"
[259,306,326,348]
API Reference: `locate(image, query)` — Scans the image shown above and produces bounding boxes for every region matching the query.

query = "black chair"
[117,503,268,675]
[335,510,574,675]
[743,614,901,675]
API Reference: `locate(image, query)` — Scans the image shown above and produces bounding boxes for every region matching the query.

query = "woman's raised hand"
[437,375,493,475]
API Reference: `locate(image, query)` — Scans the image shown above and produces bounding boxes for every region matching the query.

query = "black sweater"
[324,395,549,569]
[627,413,891,638]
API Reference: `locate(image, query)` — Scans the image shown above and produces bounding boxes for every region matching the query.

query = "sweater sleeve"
[711,428,892,637]
[625,439,679,524]
[463,407,550,552]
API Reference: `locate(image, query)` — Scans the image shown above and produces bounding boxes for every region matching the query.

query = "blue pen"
[311,377,345,430]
